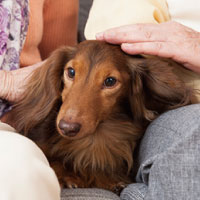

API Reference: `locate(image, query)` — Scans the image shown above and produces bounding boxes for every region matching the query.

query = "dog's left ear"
[9,46,77,134]
[127,57,195,122]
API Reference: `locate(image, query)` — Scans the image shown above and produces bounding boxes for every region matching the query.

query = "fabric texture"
[0,122,61,200]
[84,0,170,40]
[20,0,79,67]
[0,0,29,71]
[61,188,120,200]
[78,0,93,42]
[0,120,16,132]
[167,0,200,32]
[121,104,200,200]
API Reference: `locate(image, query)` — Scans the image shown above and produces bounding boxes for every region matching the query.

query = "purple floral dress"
[0,0,29,117]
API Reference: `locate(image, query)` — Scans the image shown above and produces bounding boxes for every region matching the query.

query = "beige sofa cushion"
[85,0,170,39]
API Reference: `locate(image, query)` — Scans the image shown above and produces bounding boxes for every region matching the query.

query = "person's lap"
[0,122,120,200]
[61,104,200,200]
[121,103,200,200]
[1,103,200,199]
[61,188,120,200]
[0,122,60,200]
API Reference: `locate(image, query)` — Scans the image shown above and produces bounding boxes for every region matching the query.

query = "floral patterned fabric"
[0,0,29,70]
[0,0,29,117]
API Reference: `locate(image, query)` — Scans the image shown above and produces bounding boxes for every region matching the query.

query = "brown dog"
[8,40,196,193]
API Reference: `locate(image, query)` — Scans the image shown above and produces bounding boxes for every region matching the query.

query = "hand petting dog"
[96,21,200,74]
[7,40,197,194]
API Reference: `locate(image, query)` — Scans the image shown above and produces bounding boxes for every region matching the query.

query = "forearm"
[0,61,44,102]
[0,70,13,100]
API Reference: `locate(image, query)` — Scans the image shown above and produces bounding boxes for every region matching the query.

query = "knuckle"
[192,41,200,53]
[184,30,193,38]
[135,23,143,32]
[155,42,163,51]
[170,21,181,28]
[169,21,184,34]
[144,31,152,39]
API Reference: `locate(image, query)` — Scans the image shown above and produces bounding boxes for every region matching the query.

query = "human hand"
[96,21,200,74]
[1,61,45,102]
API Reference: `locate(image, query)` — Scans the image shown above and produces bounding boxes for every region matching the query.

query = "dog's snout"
[58,119,81,137]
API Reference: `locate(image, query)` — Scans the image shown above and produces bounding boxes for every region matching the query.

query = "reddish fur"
[8,40,196,194]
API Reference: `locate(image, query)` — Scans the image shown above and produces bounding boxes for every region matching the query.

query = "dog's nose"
[58,119,81,137]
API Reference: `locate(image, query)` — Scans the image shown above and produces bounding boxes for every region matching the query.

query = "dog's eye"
[104,77,117,87]
[67,67,75,79]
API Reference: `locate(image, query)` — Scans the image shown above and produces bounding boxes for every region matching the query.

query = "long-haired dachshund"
[8,40,197,193]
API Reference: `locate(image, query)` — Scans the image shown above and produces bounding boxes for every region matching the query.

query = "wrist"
[0,61,44,102]
[0,71,10,99]
[0,70,14,101]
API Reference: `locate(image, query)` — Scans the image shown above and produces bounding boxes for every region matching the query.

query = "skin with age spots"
[96,21,200,74]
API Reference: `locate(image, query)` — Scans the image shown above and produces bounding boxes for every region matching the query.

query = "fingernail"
[96,32,104,40]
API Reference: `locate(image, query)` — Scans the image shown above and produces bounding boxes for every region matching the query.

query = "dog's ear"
[10,46,77,134]
[127,57,194,122]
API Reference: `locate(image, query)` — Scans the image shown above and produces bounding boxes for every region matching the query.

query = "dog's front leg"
[50,160,85,189]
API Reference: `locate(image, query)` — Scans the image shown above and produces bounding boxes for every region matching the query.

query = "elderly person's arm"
[96,21,200,74]
[0,62,43,102]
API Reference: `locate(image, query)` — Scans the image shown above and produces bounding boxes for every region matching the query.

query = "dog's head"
[56,41,132,139]
[10,40,195,139]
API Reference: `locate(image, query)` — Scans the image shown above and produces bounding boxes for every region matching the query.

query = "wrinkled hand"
[1,61,45,102]
[96,21,200,74]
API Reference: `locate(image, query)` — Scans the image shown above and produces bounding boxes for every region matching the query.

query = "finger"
[96,23,170,44]
[122,42,200,74]
[95,32,104,41]
[121,42,177,59]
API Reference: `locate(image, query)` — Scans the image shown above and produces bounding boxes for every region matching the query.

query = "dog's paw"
[65,179,78,189]
[62,176,85,189]
[111,182,127,195]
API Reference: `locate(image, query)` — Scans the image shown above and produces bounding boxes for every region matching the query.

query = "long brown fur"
[8,40,197,194]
